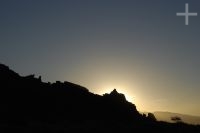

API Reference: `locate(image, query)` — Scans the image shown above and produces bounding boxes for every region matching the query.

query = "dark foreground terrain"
[0,63,200,133]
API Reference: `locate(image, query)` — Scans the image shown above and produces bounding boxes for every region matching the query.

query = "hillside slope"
[0,63,200,133]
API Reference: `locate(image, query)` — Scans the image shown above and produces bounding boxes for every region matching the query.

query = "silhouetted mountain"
[0,63,200,133]
[103,89,127,102]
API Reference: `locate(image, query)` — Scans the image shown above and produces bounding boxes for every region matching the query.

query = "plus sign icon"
[176,3,198,25]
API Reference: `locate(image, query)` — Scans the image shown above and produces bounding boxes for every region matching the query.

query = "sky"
[1,0,200,116]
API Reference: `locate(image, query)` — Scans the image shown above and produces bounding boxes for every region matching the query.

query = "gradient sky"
[1,0,200,116]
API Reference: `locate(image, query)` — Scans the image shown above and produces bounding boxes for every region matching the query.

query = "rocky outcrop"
[0,63,199,133]
[103,89,127,102]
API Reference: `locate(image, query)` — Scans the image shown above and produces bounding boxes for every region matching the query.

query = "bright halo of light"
[98,85,135,103]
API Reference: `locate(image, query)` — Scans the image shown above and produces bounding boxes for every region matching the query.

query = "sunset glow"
[1,0,200,116]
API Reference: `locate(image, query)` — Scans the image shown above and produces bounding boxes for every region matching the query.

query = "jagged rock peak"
[110,88,118,95]
[103,89,127,102]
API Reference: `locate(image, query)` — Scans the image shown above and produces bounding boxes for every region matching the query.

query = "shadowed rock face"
[0,63,200,133]
[104,89,127,102]
[0,64,142,130]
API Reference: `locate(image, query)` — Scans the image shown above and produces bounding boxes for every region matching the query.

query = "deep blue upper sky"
[1,0,200,115]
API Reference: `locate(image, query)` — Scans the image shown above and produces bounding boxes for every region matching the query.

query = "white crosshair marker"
[176,3,198,25]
